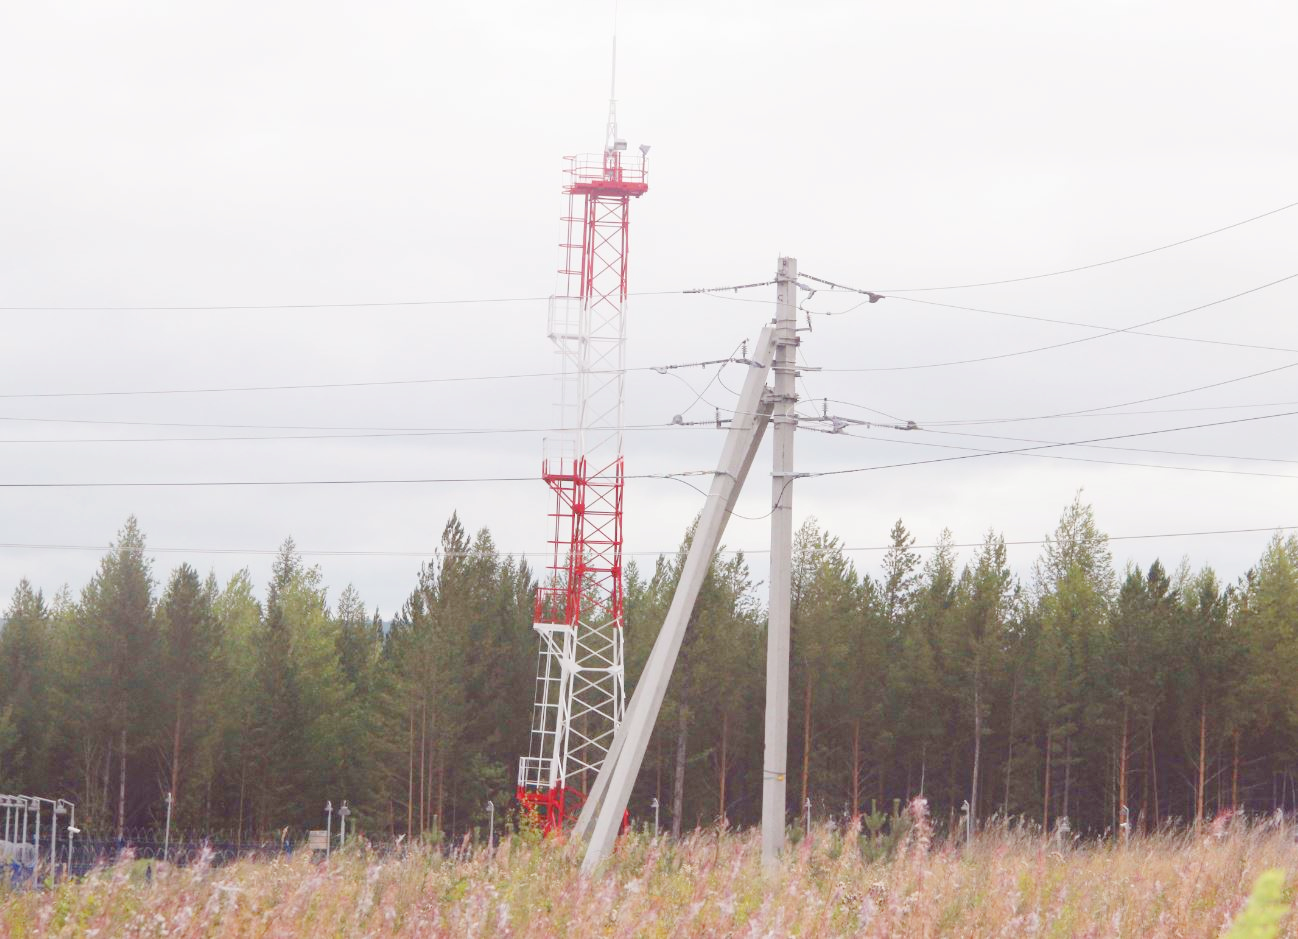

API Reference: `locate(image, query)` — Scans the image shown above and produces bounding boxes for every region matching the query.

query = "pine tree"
[74,517,157,835]
[1031,494,1114,830]
[0,580,51,792]
[157,563,221,827]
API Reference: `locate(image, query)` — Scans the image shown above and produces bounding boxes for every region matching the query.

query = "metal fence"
[64,830,299,878]
[1,793,76,890]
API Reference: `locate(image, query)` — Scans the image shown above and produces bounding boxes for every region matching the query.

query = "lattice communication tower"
[516,86,649,830]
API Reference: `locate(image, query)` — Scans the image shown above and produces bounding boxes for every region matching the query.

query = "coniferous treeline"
[3,496,1298,840]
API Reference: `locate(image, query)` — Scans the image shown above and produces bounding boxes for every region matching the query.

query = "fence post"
[163,792,173,864]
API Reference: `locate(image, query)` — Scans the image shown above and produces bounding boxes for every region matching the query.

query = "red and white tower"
[517,58,648,830]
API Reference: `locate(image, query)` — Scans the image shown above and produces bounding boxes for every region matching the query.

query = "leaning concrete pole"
[761,256,798,869]
[578,326,778,872]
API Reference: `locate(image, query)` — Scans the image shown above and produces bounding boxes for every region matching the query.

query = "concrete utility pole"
[762,256,798,869]
[576,325,779,873]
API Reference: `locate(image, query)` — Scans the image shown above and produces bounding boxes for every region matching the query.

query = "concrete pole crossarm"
[578,326,779,872]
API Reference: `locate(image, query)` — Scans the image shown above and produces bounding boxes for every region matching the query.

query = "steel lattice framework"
[516,114,648,831]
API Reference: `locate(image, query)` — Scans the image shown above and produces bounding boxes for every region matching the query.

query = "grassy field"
[3,817,1297,937]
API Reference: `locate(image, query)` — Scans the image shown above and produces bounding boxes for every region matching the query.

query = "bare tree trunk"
[1004,675,1017,815]
[718,712,728,824]
[671,707,688,839]
[1043,728,1052,832]
[117,727,127,839]
[436,745,445,836]
[170,690,183,813]
[1063,736,1072,822]
[1196,698,1207,829]
[81,743,96,828]
[419,698,427,836]
[851,719,861,820]
[407,704,414,836]
[970,663,982,830]
[1232,729,1241,811]
[1149,717,1160,828]
[236,759,247,849]
[103,738,112,829]
[1215,735,1223,816]
[1140,729,1150,834]
[656,732,663,810]
[800,681,813,809]
[1119,704,1129,843]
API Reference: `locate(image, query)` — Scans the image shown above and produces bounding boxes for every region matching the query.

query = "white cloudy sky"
[1,0,1295,614]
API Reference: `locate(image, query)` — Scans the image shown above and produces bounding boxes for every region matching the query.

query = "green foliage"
[1224,869,1289,939]
[6,500,1298,842]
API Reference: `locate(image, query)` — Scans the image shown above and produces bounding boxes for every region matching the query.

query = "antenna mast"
[517,33,650,831]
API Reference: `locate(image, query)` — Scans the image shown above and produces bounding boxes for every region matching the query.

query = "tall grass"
[3,819,1296,937]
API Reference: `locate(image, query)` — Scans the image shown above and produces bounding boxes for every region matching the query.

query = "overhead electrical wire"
[806,270,1298,372]
[805,407,1298,481]
[0,422,714,445]
[0,355,752,401]
[3,525,1295,559]
[877,197,1298,293]
[658,340,747,418]
[917,358,1298,428]
[912,425,1298,466]
[826,395,1298,427]
[830,428,1298,480]
[828,428,1298,481]
[887,295,1298,358]
[0,281,776,313]
[0,470,719,489]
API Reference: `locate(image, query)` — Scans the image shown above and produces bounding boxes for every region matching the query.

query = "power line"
[0,281,775,312]
[0,470,711,489]
[809,270,1298,372]
[920,399,1298,426]
[47,429,664,448]
[913,425,1298,467]
[0,422,713,445]
[0,357,748,401]
[2,524,1293,560]
[827,426,1298,482]
[807,408,1298,481]
[683,279,778,294]
[877,197,1298,292]
[919,359,1298,428]
[827,395,1298,428]
[889,295,1298,358]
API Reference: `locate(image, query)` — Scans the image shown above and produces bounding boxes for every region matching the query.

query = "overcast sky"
[1,0,1296,615]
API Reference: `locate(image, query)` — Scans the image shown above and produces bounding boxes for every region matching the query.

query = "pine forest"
[4,494,1298,844]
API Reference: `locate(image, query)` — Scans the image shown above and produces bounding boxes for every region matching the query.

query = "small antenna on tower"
[605,12,619,155]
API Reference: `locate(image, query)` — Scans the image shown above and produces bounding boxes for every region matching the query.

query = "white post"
[47,805,57,877]
[66,804,77,878]
[324,801,332,861]
[486,800,494,848]
[32,798,41,886]
[651,797,659,837]
[577,327,779,873]
[163,792,173,864]
[338,801,350,850]
[21,797,29,850]
[762,257,798,870]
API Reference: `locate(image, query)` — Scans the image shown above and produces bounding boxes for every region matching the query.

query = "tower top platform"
[564,152,649,198]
